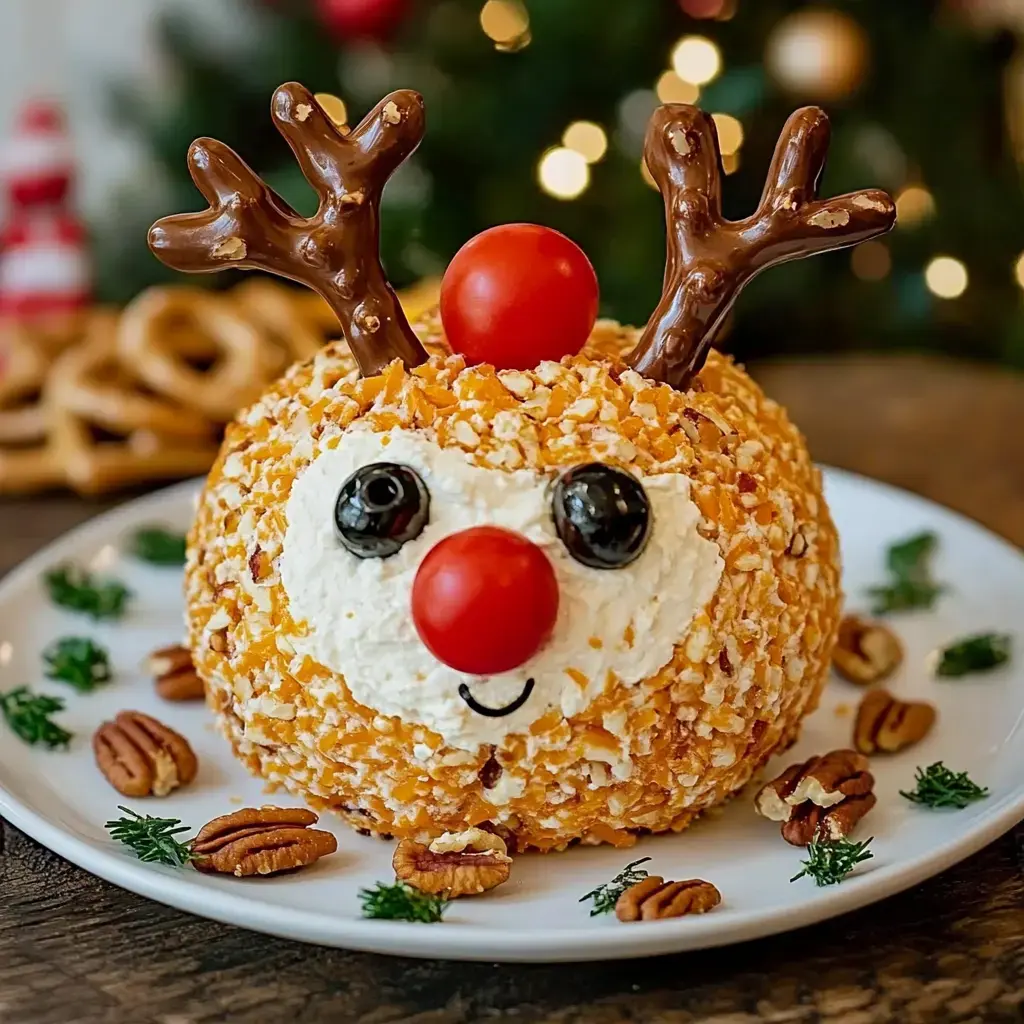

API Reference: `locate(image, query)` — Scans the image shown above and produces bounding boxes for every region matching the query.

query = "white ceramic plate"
[0,470,1021,962]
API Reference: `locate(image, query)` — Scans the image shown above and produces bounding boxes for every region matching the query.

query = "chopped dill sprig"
[934,633,1011,678]
[900,762,990,809]
[867,531,944,613]
[0,686,72,748]
[105,807,197,866]
[359,881,449,922]
[44,563,131,620]
[579,857,653,916]
[42,636,112,692]
[131,526,187,566]
[791,837,874,887]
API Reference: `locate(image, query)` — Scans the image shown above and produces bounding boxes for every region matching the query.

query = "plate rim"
[1,469,1023,962]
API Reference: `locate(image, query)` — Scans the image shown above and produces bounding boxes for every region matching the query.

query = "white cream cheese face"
[280,428,723,751]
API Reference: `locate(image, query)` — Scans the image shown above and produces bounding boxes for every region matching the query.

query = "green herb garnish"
[790,837,873,887]
[131,526,187,566]
[578,857,653,916]
[935,633,1012,678]
[867,530,944,613]
[44,564,131,620]
[900,762,990,809]
[105,806,197,866]
[0,686,72,748]
[359,881,449,922]
[42,636,112,692]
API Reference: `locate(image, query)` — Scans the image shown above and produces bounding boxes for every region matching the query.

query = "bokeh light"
[1014,253,1024,289]
[671,36,722,86]
[314,93,348,127]
[562,121,608,164]
[765,10,868,100]
[538,147,590,200]
[851,241,892,281]
[656,70,700,105]
[711,113,744,156]
[480,0,531,52]
[895,185,936,228]
[925,256,968,299]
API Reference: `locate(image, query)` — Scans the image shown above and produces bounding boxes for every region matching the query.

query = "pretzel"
[0,318,89,493]
[0,437,66,493]
[231,278,326,366]
[626,105,896,389]
[149,83,430,378]
[0,323,55,444]
[117,286,279,422]
[47,312,221,496]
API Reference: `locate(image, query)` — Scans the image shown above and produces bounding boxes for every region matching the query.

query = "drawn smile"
[458,678,536,717]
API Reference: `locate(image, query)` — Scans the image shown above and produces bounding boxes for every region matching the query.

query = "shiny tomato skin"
[440,224,599,371]
[411,525,560,675]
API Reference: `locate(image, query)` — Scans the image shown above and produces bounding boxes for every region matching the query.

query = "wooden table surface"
[2,355,1023,1024]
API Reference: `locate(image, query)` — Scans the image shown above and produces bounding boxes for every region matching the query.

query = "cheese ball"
[187,315,841,852]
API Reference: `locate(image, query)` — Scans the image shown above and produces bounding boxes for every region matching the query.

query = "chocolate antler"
[148,83,428,377]
[627,105,896,389]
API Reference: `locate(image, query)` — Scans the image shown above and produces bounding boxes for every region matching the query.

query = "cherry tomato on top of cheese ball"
[439,224,599,372]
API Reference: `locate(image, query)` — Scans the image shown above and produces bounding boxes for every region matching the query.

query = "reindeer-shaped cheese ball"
[150,85,894,851]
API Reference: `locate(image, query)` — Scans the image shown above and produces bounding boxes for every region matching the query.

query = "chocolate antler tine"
[645,105,723,216]
[626,104,896,391]
[148,82,429,378]
[759,107,831,209]
[346,91,427,180]
[187,138,283,209]
[746,108,896,265]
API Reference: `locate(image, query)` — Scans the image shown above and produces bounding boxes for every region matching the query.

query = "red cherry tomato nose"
[411,526,559,675]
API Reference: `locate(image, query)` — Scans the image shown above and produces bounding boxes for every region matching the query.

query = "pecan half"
[781,792,877,846]
[147,644,204,701]
[192,807,337,877]
[392,827,512,897]
[854,689,936,755]
[754,749,875,847]
[615,876,721,921]
[93,710,198,797]
[832,615,903,684]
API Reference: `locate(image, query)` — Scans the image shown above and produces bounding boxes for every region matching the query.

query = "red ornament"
[678,0,726,18]
[314,0,410,41]
[440,224,599,372]
[411,526,560,676]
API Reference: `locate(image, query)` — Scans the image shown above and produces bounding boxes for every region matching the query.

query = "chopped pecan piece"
[615,876,721,921]
[787,527,809,557]
[393,827,511,897]
[147,643,204,701]
[754,749,876,847]
[93,710,198,798]
[832,615,903,684]
[854,689,936,755]
[192,806,337,877]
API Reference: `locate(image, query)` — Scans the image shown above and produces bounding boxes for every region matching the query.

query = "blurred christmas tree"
[98,0,1024,365]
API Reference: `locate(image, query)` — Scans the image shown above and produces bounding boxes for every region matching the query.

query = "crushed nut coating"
[186,315,842,851]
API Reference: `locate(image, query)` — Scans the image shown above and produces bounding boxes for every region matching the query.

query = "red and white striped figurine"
[0,101,91,319]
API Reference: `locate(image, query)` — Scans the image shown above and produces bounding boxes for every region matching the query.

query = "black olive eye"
[552,463,651,569]
[334,462,429,559]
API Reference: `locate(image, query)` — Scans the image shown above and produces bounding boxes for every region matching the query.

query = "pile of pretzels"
[0,277,439,496]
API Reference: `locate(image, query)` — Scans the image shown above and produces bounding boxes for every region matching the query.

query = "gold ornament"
[766,9,869,100]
